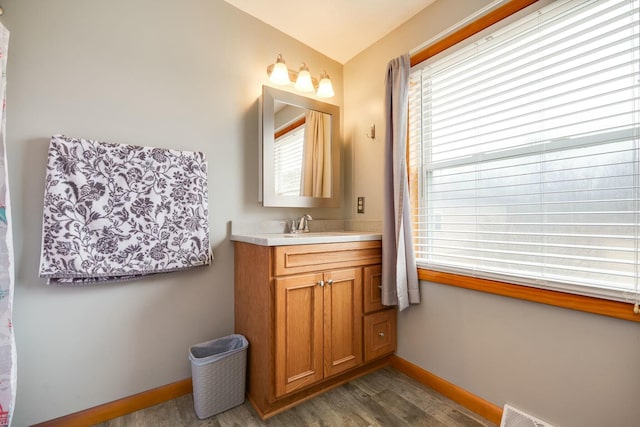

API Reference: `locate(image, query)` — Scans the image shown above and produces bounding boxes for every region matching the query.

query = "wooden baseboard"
[32,378,193,427]
[33,357,501,426]
[390,355,503,425]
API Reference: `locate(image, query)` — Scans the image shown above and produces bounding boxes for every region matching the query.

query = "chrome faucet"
[294,214,313,233]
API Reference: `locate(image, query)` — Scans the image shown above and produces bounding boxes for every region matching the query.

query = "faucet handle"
[302,214,313,232]
[288,219,297,234]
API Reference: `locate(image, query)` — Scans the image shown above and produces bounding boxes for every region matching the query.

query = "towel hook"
[366,123,376,140]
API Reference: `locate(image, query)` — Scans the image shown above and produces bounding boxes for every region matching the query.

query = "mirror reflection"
[260,86,340,208]
[274,102,332,198]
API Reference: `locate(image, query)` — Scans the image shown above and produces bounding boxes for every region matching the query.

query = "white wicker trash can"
[188,334,248,419]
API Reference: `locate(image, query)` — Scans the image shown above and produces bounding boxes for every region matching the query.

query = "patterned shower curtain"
[0,22,15,426]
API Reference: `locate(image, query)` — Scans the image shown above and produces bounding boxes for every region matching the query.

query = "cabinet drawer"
[363,265,383,314]
[364,309,396,362]
[274,241,381,276]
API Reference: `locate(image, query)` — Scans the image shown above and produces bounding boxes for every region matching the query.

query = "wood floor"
[95,368,495,427]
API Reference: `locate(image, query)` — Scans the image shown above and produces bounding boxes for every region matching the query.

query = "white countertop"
[230,231,382,246]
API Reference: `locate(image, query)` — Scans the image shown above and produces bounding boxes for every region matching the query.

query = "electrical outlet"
[357,197,365,214]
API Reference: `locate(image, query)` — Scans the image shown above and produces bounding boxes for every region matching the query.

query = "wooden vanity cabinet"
[234,240,393,419]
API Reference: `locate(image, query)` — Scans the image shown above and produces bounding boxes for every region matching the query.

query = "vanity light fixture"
[268,54,291,85]
[294,63,314,93]
[267,54,335,98]
[316,72,335,98]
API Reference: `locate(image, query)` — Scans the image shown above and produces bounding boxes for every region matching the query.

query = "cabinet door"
[323,268,363,378]
[275,272,324,397]
[363,265,383,313]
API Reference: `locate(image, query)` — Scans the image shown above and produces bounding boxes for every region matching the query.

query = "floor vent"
[500,404,554,427]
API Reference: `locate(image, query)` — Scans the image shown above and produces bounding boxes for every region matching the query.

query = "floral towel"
[39,135,211,285]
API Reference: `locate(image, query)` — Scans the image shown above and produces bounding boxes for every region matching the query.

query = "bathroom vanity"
[232,230,396,419]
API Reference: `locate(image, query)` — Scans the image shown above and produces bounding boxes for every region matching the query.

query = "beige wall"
[2,0,344,425]
[343,1,640,427]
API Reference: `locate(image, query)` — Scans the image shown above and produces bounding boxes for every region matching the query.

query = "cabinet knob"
[326,279,334,285]
[318,280,325,287]
[378,332,385,337]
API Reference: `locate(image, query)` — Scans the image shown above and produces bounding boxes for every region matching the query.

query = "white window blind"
[409,0,640,302]
[274,124,305,196]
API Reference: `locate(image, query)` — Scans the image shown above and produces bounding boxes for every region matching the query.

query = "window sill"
[418,268,640,323]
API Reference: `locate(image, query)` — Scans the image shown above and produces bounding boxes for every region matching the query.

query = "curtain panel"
[302,110,331,197]
[0,22,15,426]
[381,54,420,311]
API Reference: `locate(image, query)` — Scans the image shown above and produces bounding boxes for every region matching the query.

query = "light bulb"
[316,72,335,98]
[269,54,291,85]
[294,63,314,92]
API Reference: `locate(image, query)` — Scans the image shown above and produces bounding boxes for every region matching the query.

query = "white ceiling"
[223,0,436,64]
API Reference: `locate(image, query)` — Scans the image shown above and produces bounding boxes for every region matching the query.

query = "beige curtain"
[301,110,331,197]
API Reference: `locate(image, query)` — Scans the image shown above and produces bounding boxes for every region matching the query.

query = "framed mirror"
[259,85,340,208]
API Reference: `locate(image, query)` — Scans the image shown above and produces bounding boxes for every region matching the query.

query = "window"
[274,121,305,196]
[409,0,640,303]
